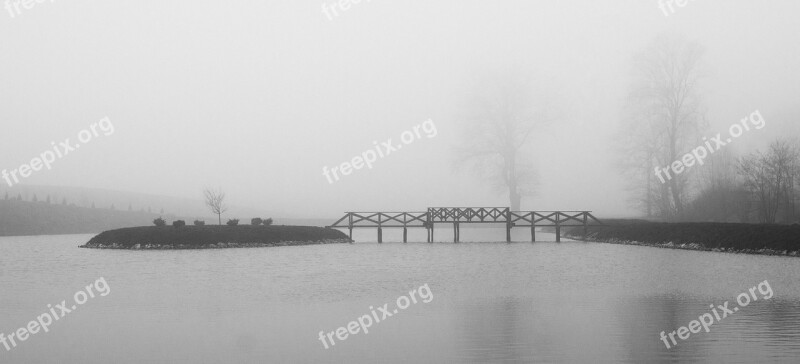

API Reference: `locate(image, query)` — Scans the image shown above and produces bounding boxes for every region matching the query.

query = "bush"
[153,217,166,227]
[226,219,239,226]
[251,218,263,225]
[263,218,273,226]
[193,220,205,226]
[172,220,186,228]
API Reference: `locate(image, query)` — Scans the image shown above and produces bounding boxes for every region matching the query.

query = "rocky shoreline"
[80,238,353,250]
[558,219,800,257]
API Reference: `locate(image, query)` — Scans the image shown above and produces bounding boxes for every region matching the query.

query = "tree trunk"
[509,190,521,211]
[646,161,653,217]
[667,130,684,219]
[506,149,521,211]
[669,177,683,219]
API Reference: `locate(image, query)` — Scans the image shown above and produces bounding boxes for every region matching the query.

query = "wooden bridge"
[327,207,603,243]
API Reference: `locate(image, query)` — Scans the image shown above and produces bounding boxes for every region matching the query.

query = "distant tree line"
[684,140,800,224]
[1,191,166,215]
[0,198,169,236]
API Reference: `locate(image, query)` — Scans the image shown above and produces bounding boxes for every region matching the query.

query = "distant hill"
[0,184,275,221]
[0,198,176,237]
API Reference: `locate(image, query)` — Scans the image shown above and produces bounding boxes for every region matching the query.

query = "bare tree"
[454,72,556,211]
[699,147,739,192]
[615,122,663,218]
[739,139,800,223]
[619,34,707,219]
[686,148,749,222]
[204,187,229,225]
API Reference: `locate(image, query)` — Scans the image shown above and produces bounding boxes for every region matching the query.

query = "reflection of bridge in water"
[327,207,603,243]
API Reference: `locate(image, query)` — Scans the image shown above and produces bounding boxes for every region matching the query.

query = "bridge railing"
[328,211,428,243]
[509,211,603,226]
[427,207,509,223]
[328,212,429,228]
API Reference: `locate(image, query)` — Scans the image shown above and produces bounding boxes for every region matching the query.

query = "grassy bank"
[81,225,351,249]
[562,220,800,256]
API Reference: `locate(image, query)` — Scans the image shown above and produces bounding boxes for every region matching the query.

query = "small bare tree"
[739,139,800,223]
[204,188,228,225]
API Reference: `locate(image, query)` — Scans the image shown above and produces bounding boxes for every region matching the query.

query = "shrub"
[172,220,186,228]
[153,217,166,227]
[226,219,239,226]
[251,218,263,225]
[263,218,273,226]
[193,220,205,226]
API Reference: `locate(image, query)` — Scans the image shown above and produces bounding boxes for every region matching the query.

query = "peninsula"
[80,225,352,249]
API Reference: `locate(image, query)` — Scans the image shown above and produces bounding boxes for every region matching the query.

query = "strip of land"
[80,225,352,249]
[561,220,800,257]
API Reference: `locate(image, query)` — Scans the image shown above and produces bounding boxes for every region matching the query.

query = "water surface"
[1,230,799,363]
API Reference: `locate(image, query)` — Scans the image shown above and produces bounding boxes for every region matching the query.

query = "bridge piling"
[555,213,561,242]
[348,213,353,239]
[584,213,592,241]
[377,213,382,243]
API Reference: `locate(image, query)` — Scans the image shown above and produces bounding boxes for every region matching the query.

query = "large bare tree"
[455,72,556,211]
[619,35,707,219]
[204,187,229,225]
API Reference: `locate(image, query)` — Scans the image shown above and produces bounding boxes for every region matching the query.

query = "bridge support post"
[506,215,512,242]
[403,227,407,243]
[555,213,561,243]
[378,214,383,243]
[348,213,353,240]
[583,213,588,241]
[431,224,434,242]
[531,223,536,242]
[454,222,460,243]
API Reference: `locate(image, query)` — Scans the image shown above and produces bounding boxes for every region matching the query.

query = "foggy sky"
[1,0,798,218]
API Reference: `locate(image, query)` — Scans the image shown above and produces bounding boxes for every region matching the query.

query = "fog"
[1,0,798,219]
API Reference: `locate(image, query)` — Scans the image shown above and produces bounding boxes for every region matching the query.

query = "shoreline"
[80,238,352,250]
[561,220,800,257]
[566,234,800,257]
